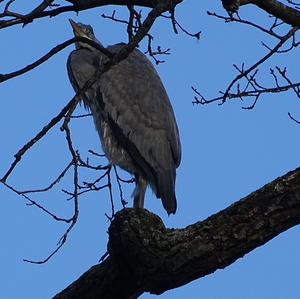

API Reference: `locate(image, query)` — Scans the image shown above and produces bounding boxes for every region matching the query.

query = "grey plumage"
[67,19,181,214]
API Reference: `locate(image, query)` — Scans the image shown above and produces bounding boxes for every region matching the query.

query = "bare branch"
[24,122,80,264]
[193,26,299,106]
[161,13,201,39]
[249,0,300,27]
[288,112,300,124]
[276,66,300,98]
[223,1,300,27]
[20,161,73,194]
[207,11,281,39]
[0,0,183,29]
[0,97,75,183]
[1,181,71,223]
[0,37,112,83]
[222,27,298,102]
[101,9,171,64]
[113,166,134,208]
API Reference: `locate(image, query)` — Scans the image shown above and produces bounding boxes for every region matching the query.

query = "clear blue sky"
[1,1,300,298]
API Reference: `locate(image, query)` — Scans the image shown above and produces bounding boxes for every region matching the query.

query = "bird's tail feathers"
[157,170,177,215]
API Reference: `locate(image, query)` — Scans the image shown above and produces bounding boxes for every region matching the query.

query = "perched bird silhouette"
[67,19,181,214]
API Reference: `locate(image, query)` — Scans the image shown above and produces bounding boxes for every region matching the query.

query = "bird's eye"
[85,30,92,38]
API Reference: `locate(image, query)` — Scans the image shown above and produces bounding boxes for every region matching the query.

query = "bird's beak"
[69,18,82,36]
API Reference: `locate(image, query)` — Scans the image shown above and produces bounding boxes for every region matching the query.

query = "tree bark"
[2,0,300,29]
[243,0,300,26]
[54,166,300,299]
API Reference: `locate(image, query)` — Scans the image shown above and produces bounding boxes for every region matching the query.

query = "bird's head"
[69,19,102,50]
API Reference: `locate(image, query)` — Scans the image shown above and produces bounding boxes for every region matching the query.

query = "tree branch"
[54,166,300,299]
[0,37,112,83]
[226,0,300,27]
[0,0,183,29]
[252,0,300,27]
[0,0,299,30]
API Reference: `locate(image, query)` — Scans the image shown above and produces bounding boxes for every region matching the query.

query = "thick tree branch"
[54,166,300,299]
[226,0,300,27]
[252,0,300,27]
[0,0,299,30]
[0,0,183,29]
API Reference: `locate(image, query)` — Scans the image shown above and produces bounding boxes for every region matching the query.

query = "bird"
[67,19,181,214]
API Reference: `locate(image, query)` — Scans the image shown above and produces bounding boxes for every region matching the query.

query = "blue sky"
[1,1,300,298]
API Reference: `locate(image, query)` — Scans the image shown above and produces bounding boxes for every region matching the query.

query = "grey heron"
[67,19,181,214]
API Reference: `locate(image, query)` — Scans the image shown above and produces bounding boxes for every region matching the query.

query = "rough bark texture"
[54,167,300,299]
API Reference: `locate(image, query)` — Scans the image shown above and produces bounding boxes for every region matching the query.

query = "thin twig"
[0,36,112,83]
[0,97,75,182]
[20,161,73,194]
[1,181,71,223]
[288,112,300,124]
[222,27,299,102]
[207,11,281,39]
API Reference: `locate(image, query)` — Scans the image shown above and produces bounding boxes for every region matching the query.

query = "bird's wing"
[99,45,181,205]
[104,45,180,165]
[67,48,100,109]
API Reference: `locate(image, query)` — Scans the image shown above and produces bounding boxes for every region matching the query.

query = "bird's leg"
[132,175,147,209]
